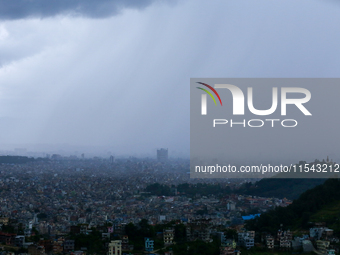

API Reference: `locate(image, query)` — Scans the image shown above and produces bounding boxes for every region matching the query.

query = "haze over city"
[0,0,339,163]
[0,2,340,255]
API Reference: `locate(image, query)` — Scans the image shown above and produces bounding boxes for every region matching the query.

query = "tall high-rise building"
[157,148,168,162]
[109,155,115,164]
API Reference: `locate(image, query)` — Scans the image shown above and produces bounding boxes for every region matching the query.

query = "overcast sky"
[0,0,339,158]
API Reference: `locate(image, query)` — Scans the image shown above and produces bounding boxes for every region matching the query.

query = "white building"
[238,231,255,249]
[108,240,122,255]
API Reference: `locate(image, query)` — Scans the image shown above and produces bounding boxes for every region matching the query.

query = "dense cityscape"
[0,0,338,254]
[0,150,337,255]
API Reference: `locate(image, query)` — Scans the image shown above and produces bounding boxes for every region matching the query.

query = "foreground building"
[108,240,122,255]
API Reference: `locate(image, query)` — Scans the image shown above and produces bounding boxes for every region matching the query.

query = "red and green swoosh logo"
[196,82,222,106]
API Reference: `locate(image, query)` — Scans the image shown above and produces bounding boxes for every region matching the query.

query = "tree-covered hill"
[240,178,326,199]
[245,178,340,234]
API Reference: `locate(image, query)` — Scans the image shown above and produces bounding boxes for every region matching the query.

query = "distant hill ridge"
[0,156,36,164]
[245,178,340,234]
[241,178,326,199]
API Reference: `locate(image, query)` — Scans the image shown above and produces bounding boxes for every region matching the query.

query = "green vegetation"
[239,246,312,255]
[174,224,186,243]
[245,178,340,234]
[240,178,325,199]
[67,228,106,254]
[145,183,231,197]
[1,224,15,233]
[177,183,231,197]
[37,212,48,219]
[0,156,35,164]
[146,179,324,200]
[125,219,157,250]
[122,220,227,254]
[0,155,50,164]
[224,228,237,240]
[145,183,172,196]
[166,238,220,255]
[310,200,340,233]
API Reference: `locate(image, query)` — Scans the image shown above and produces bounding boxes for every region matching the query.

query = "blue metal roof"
[242,214,261,220]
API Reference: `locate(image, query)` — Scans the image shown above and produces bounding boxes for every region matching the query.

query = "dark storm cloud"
[1,0,340,159]
[0,0,163,20]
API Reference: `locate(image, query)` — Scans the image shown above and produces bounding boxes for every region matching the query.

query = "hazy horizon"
[0,0,339,162]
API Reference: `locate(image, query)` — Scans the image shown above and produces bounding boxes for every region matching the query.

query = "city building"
[145,238,154,252]
[64,240,75,252]
[157,148,168,162]
[277,230,292,249]
[163,228,175,246]
[266,235,274,249]
[108,240,122,255]
[238,231,255,249]
[220,246,235,255]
